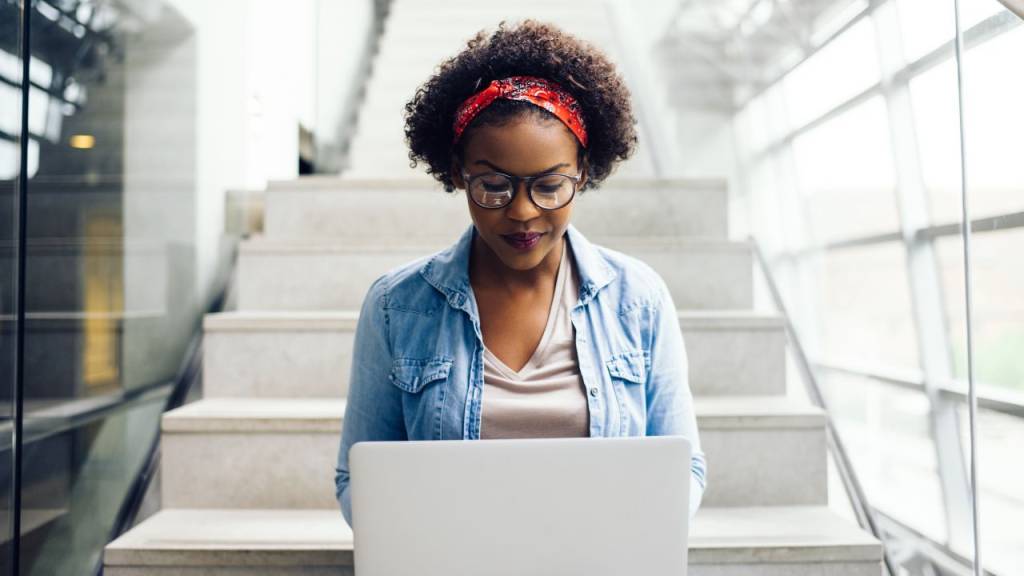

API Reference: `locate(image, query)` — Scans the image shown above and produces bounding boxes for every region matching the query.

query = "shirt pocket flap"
[388,357,453,393]
[605,350,648,385]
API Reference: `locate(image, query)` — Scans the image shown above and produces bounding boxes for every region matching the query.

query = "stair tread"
[162,396,820,432]
[204,310,359,331]
[268,176,726,191]
[204,309,780,330]
[695,396,825,429]
[162,398,347,433]
[240,235,751,253]
[104,506,879,566]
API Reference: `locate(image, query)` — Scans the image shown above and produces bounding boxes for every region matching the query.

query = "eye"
[482,181,510,192]
[533,175,571,195]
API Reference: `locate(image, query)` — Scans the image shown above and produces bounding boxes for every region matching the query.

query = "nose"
[504,180,541,222]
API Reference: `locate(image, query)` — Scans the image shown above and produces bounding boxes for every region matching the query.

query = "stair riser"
[686,328,785,396]
[238,247,751,311]
[264,187,728,241]
[203,318,781,399]
[105,558,879,576]
[689,562,881,576]
[204,331,354,398]
[161,432,339,509]
[700,426,827,507]
[105,568,352,576]
[160,419,819,510]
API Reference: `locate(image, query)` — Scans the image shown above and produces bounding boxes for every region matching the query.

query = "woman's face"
[453,116,586,273]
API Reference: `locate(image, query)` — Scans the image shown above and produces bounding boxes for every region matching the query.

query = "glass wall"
[0,1,221,573]
[734,0,1023,572]
[1,1,24,572]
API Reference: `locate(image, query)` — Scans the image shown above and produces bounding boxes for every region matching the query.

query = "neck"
[469,230,564,295]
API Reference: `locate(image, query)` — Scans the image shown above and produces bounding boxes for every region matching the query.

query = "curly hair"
[403,19,638,192]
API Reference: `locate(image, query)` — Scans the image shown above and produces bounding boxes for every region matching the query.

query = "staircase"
[103,1,884,574]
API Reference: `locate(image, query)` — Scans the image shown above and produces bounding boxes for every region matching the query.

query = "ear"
[577,153,589,189]
[451,158,465,190]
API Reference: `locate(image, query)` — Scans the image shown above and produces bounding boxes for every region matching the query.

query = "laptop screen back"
[350,435,691,576]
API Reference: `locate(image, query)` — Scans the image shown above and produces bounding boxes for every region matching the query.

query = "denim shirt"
[334,223,706,526]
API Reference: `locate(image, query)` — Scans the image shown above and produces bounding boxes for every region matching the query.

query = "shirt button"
[589,387,599,398]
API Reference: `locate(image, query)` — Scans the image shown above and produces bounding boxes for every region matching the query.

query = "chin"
[488,235,553,270]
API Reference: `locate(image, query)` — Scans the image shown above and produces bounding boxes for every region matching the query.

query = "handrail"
[750,238,897,576]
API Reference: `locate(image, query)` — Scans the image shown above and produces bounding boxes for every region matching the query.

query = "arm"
[334,276,407,527]
[645,276,706,519]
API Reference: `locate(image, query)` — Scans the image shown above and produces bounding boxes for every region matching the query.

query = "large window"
[734,0,1023,572]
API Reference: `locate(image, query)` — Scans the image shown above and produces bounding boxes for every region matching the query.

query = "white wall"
[145,0,367,303]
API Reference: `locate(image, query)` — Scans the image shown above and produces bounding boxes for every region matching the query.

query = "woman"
[335,20,705,526]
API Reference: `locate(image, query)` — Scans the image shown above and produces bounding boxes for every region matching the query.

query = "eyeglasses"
[460,167,582,210]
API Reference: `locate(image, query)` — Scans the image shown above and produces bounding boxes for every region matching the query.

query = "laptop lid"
[350,435,691,576]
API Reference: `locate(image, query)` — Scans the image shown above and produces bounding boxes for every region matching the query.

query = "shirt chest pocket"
[388,356,454,394]
[605,349,649,435]
[605,349,648,386]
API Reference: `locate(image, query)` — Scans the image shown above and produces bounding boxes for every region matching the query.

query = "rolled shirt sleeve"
[644,275,706,518]
[334,276,407,527]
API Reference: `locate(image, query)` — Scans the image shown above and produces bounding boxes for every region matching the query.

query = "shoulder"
[363,250,447,315]
[588,242,671,313]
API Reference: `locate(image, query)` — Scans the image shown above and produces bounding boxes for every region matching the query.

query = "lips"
[501,232,545,250]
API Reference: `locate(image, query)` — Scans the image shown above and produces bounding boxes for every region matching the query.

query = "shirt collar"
[419,222,617,316]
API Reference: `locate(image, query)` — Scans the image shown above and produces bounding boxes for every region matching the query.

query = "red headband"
[452,76,588,147]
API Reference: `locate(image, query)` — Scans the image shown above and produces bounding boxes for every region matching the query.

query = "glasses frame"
[460,167,583,211]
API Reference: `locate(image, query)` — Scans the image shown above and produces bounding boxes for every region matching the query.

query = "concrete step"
[697,396,826,507]
[236,238,751,311]
[202,311,357,399]
[160,398,344,510]
[264,177,728,241]
[159,395,820,510]
[201,310,782,399]
[682,311,786,397]
[104,506,881,575]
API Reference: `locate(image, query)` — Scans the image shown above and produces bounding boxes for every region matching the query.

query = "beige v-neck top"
[480,239,591,439]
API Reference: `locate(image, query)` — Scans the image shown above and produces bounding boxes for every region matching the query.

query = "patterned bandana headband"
[452,75,588,148]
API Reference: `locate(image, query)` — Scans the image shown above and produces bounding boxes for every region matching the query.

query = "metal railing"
[750,238,898,576]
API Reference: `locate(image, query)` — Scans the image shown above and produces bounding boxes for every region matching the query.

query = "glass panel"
[784,17,881,128]
[937,228,1024,392]
[19,1,205,573]
[1,0,23,570]
[912,20,1024,224]
[803,242,919,369]
[961,23,1024,219]
[958,406,1024,574]
[791,97,900,244]
[954,4,1023,574]
[822,372,948,542]
[909,57,963,224]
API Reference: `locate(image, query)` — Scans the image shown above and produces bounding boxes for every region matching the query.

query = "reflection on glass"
[14,1,206,573]
[822,372,947,542]
[956,406,1024,573]
[0,2,21,569]
[912,21,1024,224]
[792,97,900,244]
[19,398,165,574]
[784,17,881,128]
[805,242,919,369]
[938,228,1024,393]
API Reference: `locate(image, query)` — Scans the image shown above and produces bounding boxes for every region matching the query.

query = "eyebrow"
[473,159,571,177]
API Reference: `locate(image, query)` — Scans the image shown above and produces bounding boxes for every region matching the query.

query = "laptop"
[349,435,691,576]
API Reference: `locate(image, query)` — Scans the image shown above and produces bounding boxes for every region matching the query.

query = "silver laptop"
[350,435,691,576]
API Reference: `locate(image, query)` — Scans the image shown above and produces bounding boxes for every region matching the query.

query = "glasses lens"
[470,173,513,208]
[530,174,574,209]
